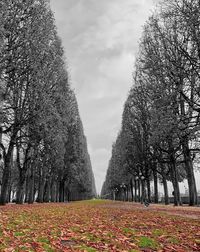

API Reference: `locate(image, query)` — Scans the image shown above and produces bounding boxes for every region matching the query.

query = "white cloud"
[50,0,156,193]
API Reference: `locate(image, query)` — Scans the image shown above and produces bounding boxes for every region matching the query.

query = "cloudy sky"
[50,0,157,193]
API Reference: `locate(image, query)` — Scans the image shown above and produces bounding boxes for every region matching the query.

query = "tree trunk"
[37,172,45,203]
[67,189,70,202]
[179,86,197,205]
[44,179,50,202]
[25,173,30,203]
[59,179,64,202]
[55,181,59,202]
[153,169,158,203]
[16,177,25,204]
[0,136,16,205]
[162,174,169,205]
[141,180,145,204]
[28,163,35,204]
[16,169,27,204]
[7,182,12,203]
[130,179,134,202]
[134,179,137,202]
[0,127,2,143]
[146,178,151,203]
[182,138,197,205]
[16,143,31,204]
[50,180,56,202]
[170,162,182,206]
[125,187,128,201]
[138,180,141,202]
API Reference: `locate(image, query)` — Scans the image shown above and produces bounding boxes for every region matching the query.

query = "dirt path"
[101,201,200,219]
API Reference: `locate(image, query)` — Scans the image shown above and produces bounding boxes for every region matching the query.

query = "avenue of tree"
[101,0,200,206]
[0,0,96,205]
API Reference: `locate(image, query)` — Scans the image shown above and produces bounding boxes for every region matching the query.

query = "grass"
[78,245,97,251]
[168,236,180,244]
[138,236,159,249]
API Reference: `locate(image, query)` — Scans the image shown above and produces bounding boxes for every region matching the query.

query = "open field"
[0,200,199,251]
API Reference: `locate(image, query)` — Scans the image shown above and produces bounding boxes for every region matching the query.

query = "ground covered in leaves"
[0,200,199,251]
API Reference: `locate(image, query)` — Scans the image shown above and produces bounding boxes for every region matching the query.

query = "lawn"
[0,200,199,251]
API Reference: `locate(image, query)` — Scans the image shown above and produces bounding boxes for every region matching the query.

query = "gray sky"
[50,0,157,193]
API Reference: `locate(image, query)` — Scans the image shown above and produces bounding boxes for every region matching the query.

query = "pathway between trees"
[0,200,199,251]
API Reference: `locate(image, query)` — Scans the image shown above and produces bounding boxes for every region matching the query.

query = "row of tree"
[0,0,96,205]
[101,0,200,206]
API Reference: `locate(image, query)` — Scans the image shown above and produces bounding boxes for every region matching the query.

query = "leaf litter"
[0,200,199,251]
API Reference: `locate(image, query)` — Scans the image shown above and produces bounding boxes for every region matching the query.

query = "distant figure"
[144,199,149,207]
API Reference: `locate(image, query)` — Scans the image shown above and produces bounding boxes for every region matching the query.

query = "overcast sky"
[50,0,157,193]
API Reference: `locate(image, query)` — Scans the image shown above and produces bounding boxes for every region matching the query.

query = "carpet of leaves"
[0,200,199,251]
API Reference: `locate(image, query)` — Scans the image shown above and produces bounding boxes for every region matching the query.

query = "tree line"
[0,0,96,205]
[101,0,200,206]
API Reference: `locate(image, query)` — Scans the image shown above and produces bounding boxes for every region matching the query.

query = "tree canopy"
[0,0,96,205]
[102,0,200,206]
